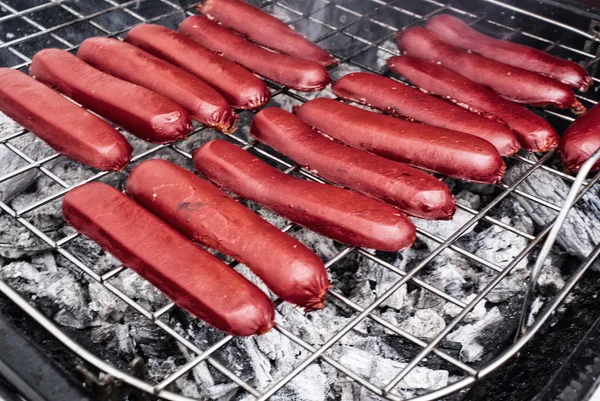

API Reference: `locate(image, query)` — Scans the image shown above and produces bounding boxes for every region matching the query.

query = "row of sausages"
[389,14,599,173]
[0,1,336,171]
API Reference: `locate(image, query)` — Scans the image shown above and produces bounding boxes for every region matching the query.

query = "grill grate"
[0,0,600,400]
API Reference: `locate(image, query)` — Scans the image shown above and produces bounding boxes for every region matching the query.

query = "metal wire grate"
[0,0,600,400]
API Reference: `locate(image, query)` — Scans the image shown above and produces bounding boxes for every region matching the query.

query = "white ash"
[335,346,449,399]
[446,307,505,363]
[505,154,600,270]
[0,112,55,203]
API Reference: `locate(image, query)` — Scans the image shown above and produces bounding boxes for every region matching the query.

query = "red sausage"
[198,0,335,67]
[425,14,592,91]
[251,108,455,220]
[193,140,416,251]
[178,16,331,92]
[0,68,131,171]
[63,182,274,336]
[31,49,193,144]
[124,24,270,110]
[395,27,584,113]
[332,72,520,156]
[126,159,329,310]
[387,55,560,152]
[77,37,237,133]
[559,104,600,173]
[295,98,505,184]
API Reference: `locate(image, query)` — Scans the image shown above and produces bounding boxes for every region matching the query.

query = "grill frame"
[0,0,599,400]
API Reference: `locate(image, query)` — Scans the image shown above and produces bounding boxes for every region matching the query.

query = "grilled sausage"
[332,72,520,156]
[77,37,237,133]
[30,49,193,144]
[193,140,416,251]
[198,0,335,67]
[425,14,592,91]
[395,27,584,113]
[251,108,455,220]
[387,55,560,152]
[0,68,131,170]
[63,182,274,336]
[295,98,505,183]
[124,24,270,110]
[178,15,331,92]
[560,104,600,173]
[126,159,329,310]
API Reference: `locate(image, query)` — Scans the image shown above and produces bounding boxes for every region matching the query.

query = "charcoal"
[446,307,505,363]
[334,345,449,398]
[0,113,55,202]
[505,154,600,270]
[398,309,446,340]
[0,259,91,329]
[0,215,50,258]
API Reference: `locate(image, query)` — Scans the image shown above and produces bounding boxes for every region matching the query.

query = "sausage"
[395,27,584,113]
[251,108,455,220]
[30,49,193,144]
[178,16,331,92]
[559,104,600,173]
[0,68,131,171]
[124,24,270,110]
[294,98,505,184]
[425,14,592,91]
[63,182,274,336]
[332,72,520,156]
[387,55,560,152]
[193,140,416,251]
[77,37,237,133]
[198,0,335,67]
[126,159,329,310]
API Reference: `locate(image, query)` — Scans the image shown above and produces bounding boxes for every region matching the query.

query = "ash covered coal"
[0,70,581,401]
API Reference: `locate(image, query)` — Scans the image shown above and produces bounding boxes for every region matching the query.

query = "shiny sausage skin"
[63,182,274,336]
[124,24,270,110]
[31,49,193,144]
[295,98,505,184]
[559,104,600,173]
[0,68,131,171]
[126,159,329,310]
[251,108,455,220]
[387,55,560,152]
[332,72,520,156]
[77,37,237,133]
[193,140,416,251]
[396,27,584,113]
[198,0,335,67]
[178,16,331,92]
[425,14,592,91]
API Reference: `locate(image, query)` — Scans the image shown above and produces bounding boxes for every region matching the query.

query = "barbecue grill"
[1,0,600,400]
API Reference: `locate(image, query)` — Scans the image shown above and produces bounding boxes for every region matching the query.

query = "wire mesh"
[0,0,598,400]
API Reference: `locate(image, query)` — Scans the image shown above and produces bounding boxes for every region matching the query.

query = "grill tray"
[0,0,600,400]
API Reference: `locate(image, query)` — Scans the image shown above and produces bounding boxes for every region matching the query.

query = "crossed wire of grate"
[0,0,599,400]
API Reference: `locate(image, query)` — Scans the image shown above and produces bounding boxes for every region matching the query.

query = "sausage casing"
[124,24,270,110]
[251,108,455,220]
[63,182,275,336]
[126,159,329,310]
[0,68,132,170]
[193,140,417,251]
[295,98,506,184]
[77,37,237,133]
[179,16,331,92]
[31,48,193,144]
